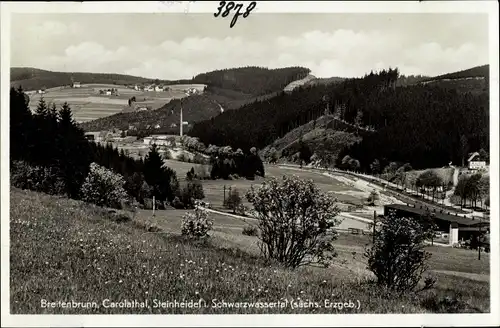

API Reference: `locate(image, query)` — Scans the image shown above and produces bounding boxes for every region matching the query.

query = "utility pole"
[372,210,377,244]
[152,195,156,217]
[478,216,482,260]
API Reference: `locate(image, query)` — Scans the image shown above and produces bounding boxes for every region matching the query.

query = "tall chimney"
[180,99,183,137]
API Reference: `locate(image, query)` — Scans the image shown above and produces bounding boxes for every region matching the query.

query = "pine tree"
[143,144,167,201]
[32,97,50,165]
[56,102,92,198]
[10,87,34,161]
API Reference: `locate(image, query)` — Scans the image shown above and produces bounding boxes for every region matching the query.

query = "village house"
[154,85,164,92]
[468,152,487,170]
[72,82,81,88]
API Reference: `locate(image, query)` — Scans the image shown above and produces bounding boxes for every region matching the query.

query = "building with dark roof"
[384,204,489,245]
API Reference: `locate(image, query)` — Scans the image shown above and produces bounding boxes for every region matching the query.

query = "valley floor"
[10,188,490,314]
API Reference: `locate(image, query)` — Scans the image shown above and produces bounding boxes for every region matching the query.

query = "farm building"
[468,152,487,170]
[155,86,164,92]
[72,82,81,88]
[384,204,489,245]
[143,134,177,147]
[84,132,101,142]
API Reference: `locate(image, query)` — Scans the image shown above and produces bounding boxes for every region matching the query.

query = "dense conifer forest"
[189,68,489,171]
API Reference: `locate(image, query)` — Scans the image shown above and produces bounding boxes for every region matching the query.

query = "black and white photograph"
[1,1,499,327]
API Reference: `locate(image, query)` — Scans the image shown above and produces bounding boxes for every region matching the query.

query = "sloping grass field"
[10,188,490,314]
[27,84,201,123]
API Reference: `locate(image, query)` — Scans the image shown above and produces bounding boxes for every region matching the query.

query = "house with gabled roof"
[468,152,487,170]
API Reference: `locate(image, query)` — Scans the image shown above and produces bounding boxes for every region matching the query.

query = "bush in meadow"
[242,225,258,236]
[246,175,341,269]
[80,162,129,209]
[181,208,213,239]
[364,210,437,293]
[366,189,380,206]
[177,179,205,209]
[223,187,242,213]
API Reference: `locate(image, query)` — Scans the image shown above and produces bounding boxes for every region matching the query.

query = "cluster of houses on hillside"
[132,84,201,95]
[133,84,170,92]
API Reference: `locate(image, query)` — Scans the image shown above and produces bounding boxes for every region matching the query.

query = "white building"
[155,86,163,92]
[143,135,176,147]
[73,82,81,88]
[105,90,112,95]
[468,152,487,170]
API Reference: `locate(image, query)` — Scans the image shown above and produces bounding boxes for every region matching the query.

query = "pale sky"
[11,13,489,80]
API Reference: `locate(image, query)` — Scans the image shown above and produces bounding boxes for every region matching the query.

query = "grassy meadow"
[27,83,196,123]
[10,188,490,314]
[164,160,366,210]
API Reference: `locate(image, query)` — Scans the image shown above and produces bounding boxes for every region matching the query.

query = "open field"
[10,188,490,314]
[27,83,203,123]
[157,159,385,213]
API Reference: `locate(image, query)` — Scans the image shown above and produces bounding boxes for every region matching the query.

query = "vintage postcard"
[1,1,499,327]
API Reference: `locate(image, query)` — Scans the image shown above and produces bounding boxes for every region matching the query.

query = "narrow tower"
[180,99,183,137]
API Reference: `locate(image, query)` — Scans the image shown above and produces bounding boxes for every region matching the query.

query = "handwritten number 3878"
[214,1,256,28]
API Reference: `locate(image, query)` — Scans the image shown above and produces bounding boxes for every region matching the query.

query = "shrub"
[224,187,242,213]
[80,162,129,209]
[181,208,213,239]
[178,179,205,209]
[193,153,206,165]
[364,210,437,293]
[172,196,185,209]
[11,160,66,195]
[246,175,341,269]
[194,165,211,180]
[177,152,190,162]
[242,225,258,236]
[366,189,380,206]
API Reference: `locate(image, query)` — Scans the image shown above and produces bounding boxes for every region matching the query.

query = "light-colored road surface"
[199,206,373,233]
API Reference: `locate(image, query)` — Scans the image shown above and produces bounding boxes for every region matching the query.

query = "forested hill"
[166,66,311,96]
[189,67,489,171]
[80,66,310,132]
[10,67,151,91]
[421,64,489,82]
